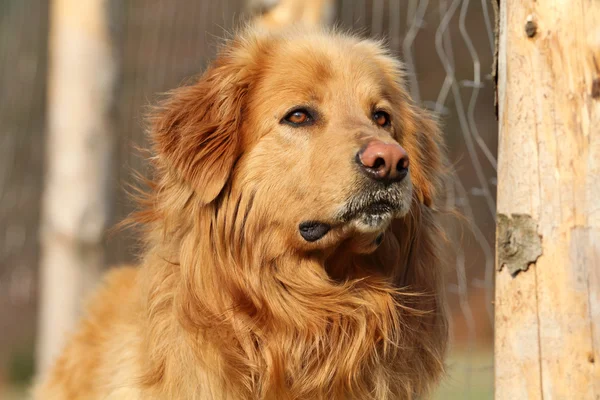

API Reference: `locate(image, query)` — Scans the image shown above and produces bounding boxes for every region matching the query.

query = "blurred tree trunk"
[249,0,334,28]
[495,0,600,398]
[37,0,118,376]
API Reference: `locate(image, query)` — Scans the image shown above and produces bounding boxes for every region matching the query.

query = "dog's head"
[152,27,443,258]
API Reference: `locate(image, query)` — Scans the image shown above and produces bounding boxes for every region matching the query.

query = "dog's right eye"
[282,109,313,126]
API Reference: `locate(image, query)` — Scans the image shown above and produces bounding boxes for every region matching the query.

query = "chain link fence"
[0,1,496,397]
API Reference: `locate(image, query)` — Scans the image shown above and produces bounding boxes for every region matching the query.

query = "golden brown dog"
[35,25,448,399]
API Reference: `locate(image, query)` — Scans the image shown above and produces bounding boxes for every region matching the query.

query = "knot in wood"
[497,213,543,276]
[592,78,600,99]
[525,15,537,38]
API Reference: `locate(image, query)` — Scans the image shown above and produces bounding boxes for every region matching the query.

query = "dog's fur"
[35,26,448,399]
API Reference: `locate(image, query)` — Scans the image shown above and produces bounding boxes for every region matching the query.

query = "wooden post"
[37,0,117,376]
[250,0,334,29]
[495,0,600,398]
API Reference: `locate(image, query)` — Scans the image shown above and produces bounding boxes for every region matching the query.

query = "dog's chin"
[352,210,394,233]
[297,183,412,247]
[339,184,413,233]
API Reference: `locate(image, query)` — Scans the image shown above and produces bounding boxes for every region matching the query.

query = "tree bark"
[495,0,600,398]
[37,0,117,376]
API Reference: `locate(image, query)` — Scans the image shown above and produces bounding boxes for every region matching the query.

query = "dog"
[35,25,449,399]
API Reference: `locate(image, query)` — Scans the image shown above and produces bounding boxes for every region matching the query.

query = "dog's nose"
[357,140,409,183]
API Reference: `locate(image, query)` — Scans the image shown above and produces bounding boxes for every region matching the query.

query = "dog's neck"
[135,186,446,399]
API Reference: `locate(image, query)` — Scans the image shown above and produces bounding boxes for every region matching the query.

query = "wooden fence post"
[37,0,118,376]
[495,0,600,398]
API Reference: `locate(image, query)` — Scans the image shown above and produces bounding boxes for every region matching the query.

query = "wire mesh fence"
[332,1,497,397]
[0,0,496,397]
[0,1,47,388]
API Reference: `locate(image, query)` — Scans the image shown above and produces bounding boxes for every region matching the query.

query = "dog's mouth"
[348,199,396,218]
[337,186,411,227]
[298,185,412,243]
[337,198,400,230]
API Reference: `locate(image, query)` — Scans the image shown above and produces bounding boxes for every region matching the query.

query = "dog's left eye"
[282,109,313,126]
[373,111,391,127]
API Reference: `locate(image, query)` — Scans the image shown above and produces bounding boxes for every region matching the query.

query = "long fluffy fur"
[35,26,448,400]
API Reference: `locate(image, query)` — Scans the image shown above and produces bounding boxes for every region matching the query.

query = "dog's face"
[153,28,442,256]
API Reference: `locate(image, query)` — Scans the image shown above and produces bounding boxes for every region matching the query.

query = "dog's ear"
[150,55,249,205]
[402,107,445,208]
